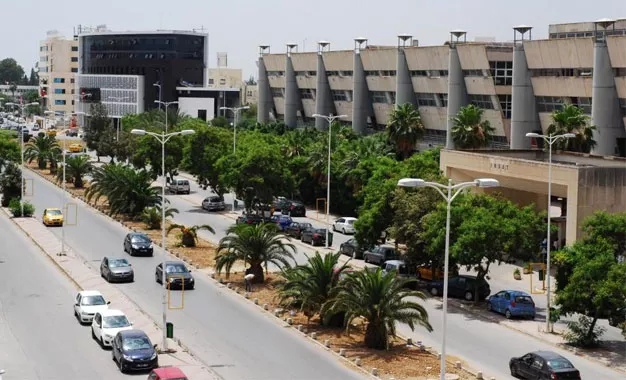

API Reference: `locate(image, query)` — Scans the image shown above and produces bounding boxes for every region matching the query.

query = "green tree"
[547,104,596,153]
[167,223,215,247]
[451,104,495,149]
[55,155,92,188]
[0,132,20,170]
[0,59,25,84]
[29,68,39,86]
[211,116,229,128]
[84,102,112,160]
[321,268,432,350]
[215,223,295,283]
[24,134,60,170]
[386,103,424,159]
[0,162,21,207]
[141,206,179,230]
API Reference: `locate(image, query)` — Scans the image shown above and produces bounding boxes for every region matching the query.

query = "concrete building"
[208,68,242,88]
[38,30,79,115]
[243,83,258,105]
[0,85,39,99]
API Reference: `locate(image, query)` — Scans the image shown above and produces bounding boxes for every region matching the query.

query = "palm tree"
[451,104,495,149]
[55,155,92,188]
[0,162,21,207]
[141,206,179,230]
[281,129,308,158]
[24,134,60,170]
[166,223,214,247]
[321,268,432,350]
[215,223,296,283]
[386,103,425,159]
[277,252,350,325]
[547,104,596,153]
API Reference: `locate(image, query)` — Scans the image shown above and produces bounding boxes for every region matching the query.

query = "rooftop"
[456,149,626,169]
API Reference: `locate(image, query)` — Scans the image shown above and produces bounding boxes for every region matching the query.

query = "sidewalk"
[1,209,219,380]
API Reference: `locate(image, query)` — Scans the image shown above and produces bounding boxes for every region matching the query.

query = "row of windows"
[332,90,353,101]
[550,30,626,39]
[89,51,201,60]
[55,100,66,105]
[531,68,593,77]
[489,61,513,86]
[469,94,495,110]
[410,70,448,77]
[85,66,202,77]
[271,88,284,98]
[326,71,353,77]
[499,94,511,119]
[536,96,565,113]
[54,88,66,94]
[300,88,315,99]
[86,36,204,52]
[54,78,65,83]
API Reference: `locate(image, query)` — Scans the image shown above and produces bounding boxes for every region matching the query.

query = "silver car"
[167,178,190,194]
[202,195,226,211]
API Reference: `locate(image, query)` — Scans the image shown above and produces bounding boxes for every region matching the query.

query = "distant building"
[208,68,243,89]
[243,83,258,105]
[38,30,79,115]
[0,85,39,98]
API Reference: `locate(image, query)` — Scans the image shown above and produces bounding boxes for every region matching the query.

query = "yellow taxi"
[42,208,64,226]
[68,143,82,153]
[47,129,57,137]
[416,264,458,281]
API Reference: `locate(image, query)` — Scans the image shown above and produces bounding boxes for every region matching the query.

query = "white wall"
[179,97,215,121]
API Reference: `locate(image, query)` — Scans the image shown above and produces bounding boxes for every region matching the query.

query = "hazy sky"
[1,0,624,78]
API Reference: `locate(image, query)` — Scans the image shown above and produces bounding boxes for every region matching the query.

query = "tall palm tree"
[321,268,432,350]
[386,103,424,159]
[277,252,350,325]
[215,223,296,283]
[55,155,92,188]
[281,129,308,158]
[166,223,214,247]
[24,134,60,169]
[547,103,596,153]
[141,206,179,230]
[451,104,495,149]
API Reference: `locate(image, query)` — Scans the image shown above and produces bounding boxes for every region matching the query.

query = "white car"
[73,290,110,324]
[91,309,133,347]
[333,217,357,234]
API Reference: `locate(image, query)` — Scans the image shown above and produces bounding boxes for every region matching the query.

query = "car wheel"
[119,359,125,373]
[106,273,111,283]
[91,328,96,340]
[100,337,105,347]
[529,314,536,320]
[464,291,474,301]
[342,227,346,234]
[112,350,116,362]
[416,271,422,280]
[510,364,518,378]
[364,255,369,263]
[188,284,195,290]
[505,309,512,319]
[123,244,127,253]
[332,225,336,231]
[430,287,439,296]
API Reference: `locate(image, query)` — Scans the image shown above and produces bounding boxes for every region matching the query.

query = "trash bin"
[327,231,334,246]
[538,269,545,281]
[166,322,174,339]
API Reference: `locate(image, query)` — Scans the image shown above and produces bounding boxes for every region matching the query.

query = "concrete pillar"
[510,26,540,149]
[591,19,626,156]
[315,41,335,131]
[395,35,416,107]
[446,31,469,149]
[352,38,370,135]
[284,43,300,128]
[257,45,273,123]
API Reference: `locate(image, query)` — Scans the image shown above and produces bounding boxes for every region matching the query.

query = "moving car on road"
[429,275,491,301]
[285,200,306,217]
[68,142,82,153]
[236,213,265,225]
[333,217,357,234]
[42,208,64,226]
[363,244,398,265]
[300,227,328,246]
[167,178,190,194]
[148,367,189,380]
[74,290,110,324]
[100,257,134,283]
[339,238,364,259]
[487,290,536,319]
[111,329,158,372]
[156,261,195,290]
[284,222,313,239]
[509,351,580,379]
[123,232,154,256]
[202,195,226,211]
[91,309,133,347]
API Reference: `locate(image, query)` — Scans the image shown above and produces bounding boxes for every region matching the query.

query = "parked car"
[300,227,327,246]
[339,238,364,259]
[148,367,189,380]
[42,208,64,226]
[202,195,226,211]
[167,178,190,194]
[363,244,398,265]
[382,260,410,278]
[47,129,57,137]
[271,214,293,231]
[68,143,82,153]
[123,232,154,256]
[111,329,158,372]
[429,275,491,301]
[416,263,458,281]
[509,351,580,379]
[285,201,306,217]
[487,290,536,319]
[73,290,110,324]
[284,222,313,239]
[272,196,291,211]
[91,309,133,347]
[236,213,264,225]
[100,257,134,283]
[333,217,357,234]
[155,261,195,290]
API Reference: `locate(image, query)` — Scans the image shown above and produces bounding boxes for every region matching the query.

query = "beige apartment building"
[208,68,242,88]
[39,30,79,115]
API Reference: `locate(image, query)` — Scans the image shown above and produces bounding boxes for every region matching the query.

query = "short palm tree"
[386,103,424,159]
[451,104,495,149]
[24,134,60,170]
[547,104,596,153]
[321,268,432,350]
[215,223,296,283]
[56,155,92,188]
[142,206,179,230]
[166,223,214,247]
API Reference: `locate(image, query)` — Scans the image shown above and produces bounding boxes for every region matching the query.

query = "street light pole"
[312,113,347,248]
[220,106,250,212]
[398,177,500,380]
[131,128,195,352]
[154,100,179,135]
[526,132,575,332]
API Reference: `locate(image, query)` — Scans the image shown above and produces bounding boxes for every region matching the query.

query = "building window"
[615,68,626,77]
[489,61,513,85]
[295,71,305,76]
[267,71,284,77]
[429,70,448,77]
[332,90,349,101]
[71,68,78,73]
[54,100,66,105]
[410,70,428,77]
[620,99,626,116]
[71,57,78,62]
[72,46,78,52]
[339,70,353,77]
[271,88,284,98]
[536,96,564,113]
[300,88,315,100]
[53,78,65,84]
[469,94,494,109]
[463,69,484,77]
[370,91,388,103]
[326,71,340,77]
[365,71,380,76]
[570,97,592,114]
[532,68,593,77]
[498,94,512,118]
[54,88,66,94]
[40,45,48,52]
[438,93,448,107]
[208,79,214,85]
[219,78,226,85]
[381,70,396,76]
[416,93,437,107]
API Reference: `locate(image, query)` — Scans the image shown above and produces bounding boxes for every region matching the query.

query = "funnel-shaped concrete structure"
[257,45,274,123]
[284,43,301,128]
[395,34,416,107]
[352,38,370,135]
[315,41,336,130]
[446,31,469,149]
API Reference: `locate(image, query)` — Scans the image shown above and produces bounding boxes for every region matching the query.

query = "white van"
[167,178,191,194]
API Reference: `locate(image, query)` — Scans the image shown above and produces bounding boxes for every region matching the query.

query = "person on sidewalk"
[244,273,255,292]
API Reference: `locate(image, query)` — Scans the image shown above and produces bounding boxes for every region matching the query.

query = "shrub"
[563,315,606,347]
[8,198,35,217]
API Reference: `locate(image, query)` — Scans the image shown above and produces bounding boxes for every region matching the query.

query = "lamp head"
[5,102,16,106]
[397,178,425,188]
[241,106,250,110]
[525,132,541,138]
[180,129,195,136]
[312,113,321,118]
[131,129,146,136]
[562,133,576,139]
[219,106,228,111]
[475,178,500,188]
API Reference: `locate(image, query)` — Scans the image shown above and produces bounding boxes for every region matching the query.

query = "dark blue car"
[271,215,293,231]
[111,329,158,372]
[487,290,536,319]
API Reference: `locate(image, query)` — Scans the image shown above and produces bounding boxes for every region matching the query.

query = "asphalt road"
[0,212,127,380]
[23,169,364,380]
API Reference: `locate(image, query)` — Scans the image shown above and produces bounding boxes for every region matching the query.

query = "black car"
[363,245,398,265]
[111,329,158,373]
[236,213,264,225]
[123,233,153,256]
[284,222,313,239]
[339,238,364,259]
[285,201,306,217]
[301,228,327,246]
[155,261,195,290]
[428,275,491,301]
[100,257,134,283]
[509,351,580,380]
[272,197,291,212]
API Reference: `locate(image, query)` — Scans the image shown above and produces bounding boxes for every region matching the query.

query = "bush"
[563,315,606,348]
[8,198,35,217]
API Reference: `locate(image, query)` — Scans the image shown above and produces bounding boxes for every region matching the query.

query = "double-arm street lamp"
[131,128,195,352]
[154,100,178,134]
[312,113,347,248]
[526,132,575,332]
[220,106,250,212]
[397,177,499,380]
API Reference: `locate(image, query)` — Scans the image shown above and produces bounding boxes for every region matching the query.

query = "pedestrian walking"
[244,273,255,292]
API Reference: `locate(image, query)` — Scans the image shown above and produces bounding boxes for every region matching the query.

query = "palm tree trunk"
[248,262,265,284]
[364,321,388,350]
[182,232,196,247]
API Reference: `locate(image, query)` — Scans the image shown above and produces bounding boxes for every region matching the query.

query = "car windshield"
[314,229,326,234]
[166,264,188,274]
[46,209,62,216]
[122,336,152,351]
[131,235,150,243]
[547,358,574,369]
[103,315,130,328]
[515,296,534,304]
[209,196,222,202]
[82,295,106,306]
[279,216,291,221]
[109,259,130,268]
